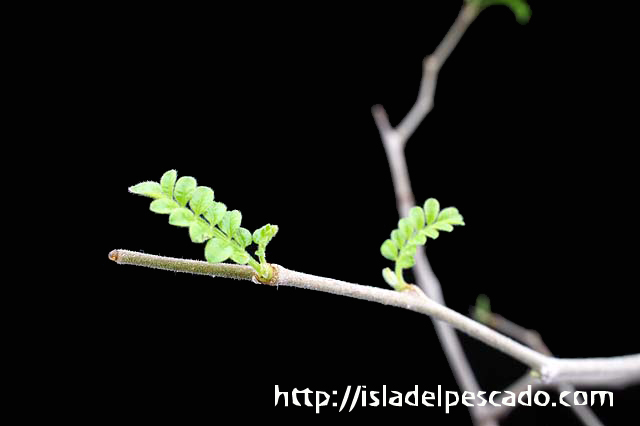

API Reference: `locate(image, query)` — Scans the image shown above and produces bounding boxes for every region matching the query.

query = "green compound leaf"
[174,176,197,207]
[220,210,242,237]
[189,220,211,243]
[150,198,179,214]
[160,170,177,198]
[381,198,465,289]
[409,206,425,230]
[129,181,165,199]
[233,227,252,248]
[380,239,398,261]
[205,238,234,263]
[130,170,279,278]
[189,186,215,216]
[169,208,195,227]
[424,198,440,225]
[204,202,227,226]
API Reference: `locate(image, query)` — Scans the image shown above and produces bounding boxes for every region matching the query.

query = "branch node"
[251,263,279,286]
[424,56,440,73]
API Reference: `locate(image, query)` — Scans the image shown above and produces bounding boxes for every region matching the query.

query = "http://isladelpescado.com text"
[274,385,612,414]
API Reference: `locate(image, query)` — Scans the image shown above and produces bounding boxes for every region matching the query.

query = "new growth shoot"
[129,170,278,281]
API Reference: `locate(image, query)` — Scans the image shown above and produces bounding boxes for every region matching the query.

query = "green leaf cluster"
[129,170,278,279]
[467,0,531,24]
[380,198,464,291]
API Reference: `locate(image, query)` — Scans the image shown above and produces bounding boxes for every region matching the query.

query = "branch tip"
[372,104,392,133]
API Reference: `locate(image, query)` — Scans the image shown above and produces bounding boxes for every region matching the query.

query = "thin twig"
[491,314,551,355]
[108,249,255,280]
[397,5,479,144]
[110,249,640,389]
[373,6,479,150]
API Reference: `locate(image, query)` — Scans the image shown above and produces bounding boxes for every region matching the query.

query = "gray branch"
[110,249,640,389]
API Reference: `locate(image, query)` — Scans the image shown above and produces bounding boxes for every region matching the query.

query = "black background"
[72,1,640,424]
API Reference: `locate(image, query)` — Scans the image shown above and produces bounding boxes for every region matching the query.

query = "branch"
[476,311,605,426]
[373,4,479,149]
[109,249,640,389]
[108,249,255,280]
[372,3,489,425]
